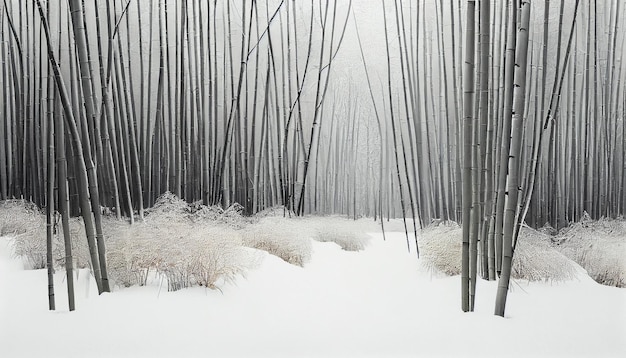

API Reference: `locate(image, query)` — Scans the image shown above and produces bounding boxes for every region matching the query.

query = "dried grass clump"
[11,231,47,269]
[189,202,224,221]
[104,218,251,291]
[1,199,96,270]
[102,219,157,287]
[144,191,191,222]
[146,192,249,229]
[0,199,45,236]
[0,200,48,269]
[3,197,257,291]
[311,217,371,251]
[241,217,312,267]
[253,206,290,219]
[419,222,577,282]
[187,225,253,289]
[512,228,576,282]
[419,222,462,276]
[190,203,248,228]
[56,217,92,269]
[217,203,247,229]
[554,216,625,287]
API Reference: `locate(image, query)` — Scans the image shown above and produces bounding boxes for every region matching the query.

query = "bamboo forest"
[0,1,624,357]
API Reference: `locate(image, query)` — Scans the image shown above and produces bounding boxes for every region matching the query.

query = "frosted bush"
[156,224,249,291]
[555,217,625,287]
[146,192,249,229]
[189,203,224,222]
[0,200,46,269]
[104,220,155,287]
[217,203,247,229]
[104,218,252,291]
[186,225,252,289]
[0,200,49,269]
[419,222,462,276]
[253,206,290,219]
[512,229,576,282]
[0,200,45,236]
[310,217,371,251]
[241,217,312,266]
[419,222,577,281]
[144,191,191,222]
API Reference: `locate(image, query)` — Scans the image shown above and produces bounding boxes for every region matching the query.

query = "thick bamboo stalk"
[35,0,104,294]
[461,0,476,313]
[495,0,531,318]
[68,0,110,293]
[493,0,517,276]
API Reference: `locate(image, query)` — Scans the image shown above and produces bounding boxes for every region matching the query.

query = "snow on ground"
[1,230,625,358]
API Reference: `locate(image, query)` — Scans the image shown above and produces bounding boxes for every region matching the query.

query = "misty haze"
[0,1,624,357]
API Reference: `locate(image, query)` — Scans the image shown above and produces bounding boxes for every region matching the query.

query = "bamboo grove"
[0,1,624,314]
[0,0,362,221]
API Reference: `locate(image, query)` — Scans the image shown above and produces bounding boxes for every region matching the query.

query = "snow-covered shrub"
[310,217,371,251]
[241,217,312,266]
[157,223,249,291]
[419,222,462,276]
[253,206,290,219]
[186,225,252,289]
[555,217,625,287]
[189,203,224,222]
[103,219,156,287]
[0,200,45,236]
[419,222,577,281]
[144,191,191,222]
[103,217,251,291]
[146,192,250,229]
[512,229,576,282]
[217,203,247,229]
[62,217,91,269]
[0,200,48,269]
[11,231,47,269]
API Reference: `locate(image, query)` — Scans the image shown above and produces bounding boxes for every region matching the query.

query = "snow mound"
[241,217,312,267]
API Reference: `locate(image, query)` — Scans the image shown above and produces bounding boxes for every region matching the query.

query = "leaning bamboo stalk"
[382,0,411,253]
[93,0,121,218]
[37,0,104,292]
[393,0,421,239]
[33,0,76,309]
[114,26,144,219]
[495,0,531,318]
[67,0,110,293]
[518,0,582,230]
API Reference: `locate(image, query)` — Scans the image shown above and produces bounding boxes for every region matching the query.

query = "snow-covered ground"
[1,231,625,358]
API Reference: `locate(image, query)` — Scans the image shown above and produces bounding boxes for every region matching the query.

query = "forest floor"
[1,212,625,358]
